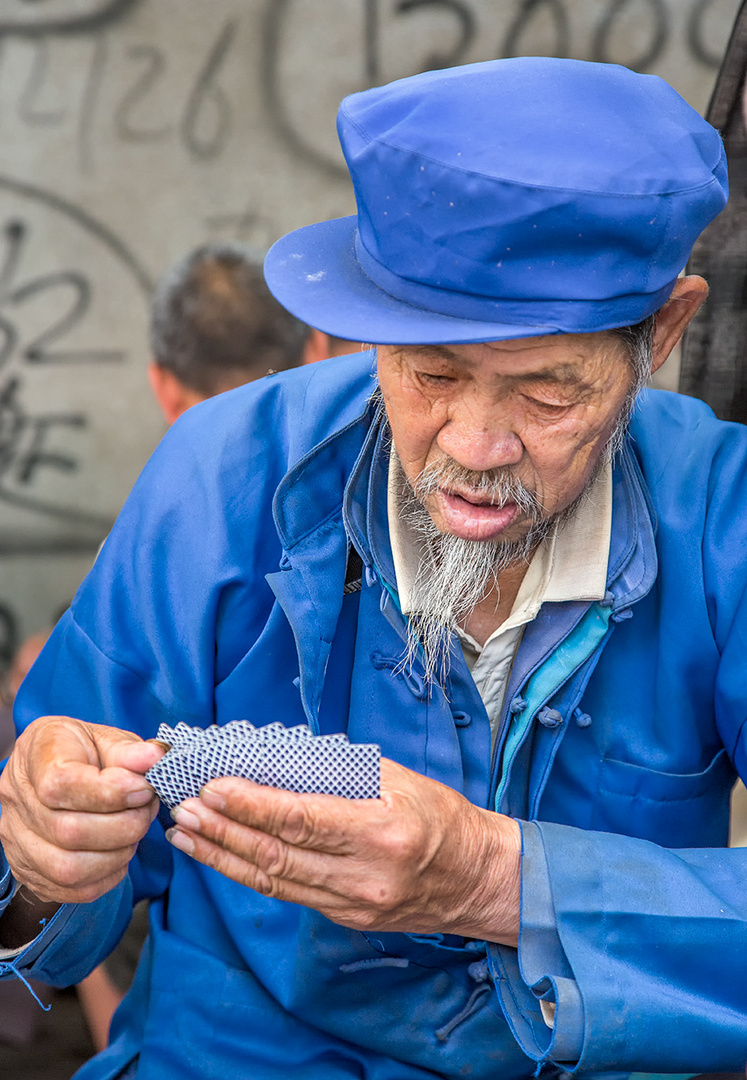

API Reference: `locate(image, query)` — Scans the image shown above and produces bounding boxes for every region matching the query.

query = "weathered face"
[376,333,635,544]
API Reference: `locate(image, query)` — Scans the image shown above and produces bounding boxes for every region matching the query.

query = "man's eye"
[418,371,455,385]
[525,396,571,415]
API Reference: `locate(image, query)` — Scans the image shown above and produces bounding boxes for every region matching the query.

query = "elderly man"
[0,58,744,1079]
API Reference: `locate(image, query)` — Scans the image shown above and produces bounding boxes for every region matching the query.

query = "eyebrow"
[520,368,588,387]
[406,345,591,389]
[406,345,464,363]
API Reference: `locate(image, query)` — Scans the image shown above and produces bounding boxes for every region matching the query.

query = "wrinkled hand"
[0,716,165,904]
[168,758,521,946]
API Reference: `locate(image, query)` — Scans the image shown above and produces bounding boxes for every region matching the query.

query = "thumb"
[93,727,168,775]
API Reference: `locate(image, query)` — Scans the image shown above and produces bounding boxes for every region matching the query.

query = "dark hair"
[149,242,307,395]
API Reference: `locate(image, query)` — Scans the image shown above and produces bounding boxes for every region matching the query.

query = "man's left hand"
[166,758,521,946]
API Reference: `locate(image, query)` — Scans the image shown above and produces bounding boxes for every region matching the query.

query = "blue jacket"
[3,352,747,1079]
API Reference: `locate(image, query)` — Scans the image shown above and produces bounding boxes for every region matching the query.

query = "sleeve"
[0,616,176,987]
[0,402,238,986]
[0,878,133,989]
[489,820,747,1073]
[0,369,353,991]
[486,417,747,1073]
[0,851,17,918]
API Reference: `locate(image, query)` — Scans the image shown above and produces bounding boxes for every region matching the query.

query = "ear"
[650,275,709,375]
[147,362,204,425]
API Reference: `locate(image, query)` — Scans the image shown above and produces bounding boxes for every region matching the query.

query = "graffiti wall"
[0,0,739,656]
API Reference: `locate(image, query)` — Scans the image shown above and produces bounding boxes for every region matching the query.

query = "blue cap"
[264,57,728,344]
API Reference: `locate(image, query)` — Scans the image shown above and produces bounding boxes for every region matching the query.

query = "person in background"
[0,632,50,759]
[302,327,360,364]
[147,242,309,424]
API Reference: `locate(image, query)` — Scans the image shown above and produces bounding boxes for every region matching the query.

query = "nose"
[436,392,523,473]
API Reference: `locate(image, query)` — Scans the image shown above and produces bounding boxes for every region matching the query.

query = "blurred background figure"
[0,631,50,758]
[302,327,360,365]
[147,242,309,424]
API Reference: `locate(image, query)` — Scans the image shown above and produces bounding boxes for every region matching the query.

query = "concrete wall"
[0,0,740,658]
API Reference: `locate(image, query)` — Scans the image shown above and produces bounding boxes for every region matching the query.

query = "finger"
[17,721,162,813]
[199,779,383,854]
[12,800,160,853]
[5,829,139,905]
[173,800,346,892]
[27,761,158,814]
[98,734,167,775]
[167,825,357,917]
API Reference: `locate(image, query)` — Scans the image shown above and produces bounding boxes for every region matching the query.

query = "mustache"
[411,457,545,520]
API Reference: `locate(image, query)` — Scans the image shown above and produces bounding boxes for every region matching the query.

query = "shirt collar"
[387,450,612,640]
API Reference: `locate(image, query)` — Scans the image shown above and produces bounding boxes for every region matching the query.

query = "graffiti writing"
[110,20,237,159]
[0,219,125,365]
[0,0,733,187]
[0,0,139,36]
[0,374,84,489]
[0,177,151,544]
[262,0,738,178]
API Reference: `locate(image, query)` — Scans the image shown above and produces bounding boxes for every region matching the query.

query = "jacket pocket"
[592,747,735,847]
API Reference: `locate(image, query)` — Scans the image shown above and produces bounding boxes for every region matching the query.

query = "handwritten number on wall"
[591,0,668,69]
[396,0,476,71]
[114,45,171,141]
[14,271,124,364]
[19,37,66,127]
[687,0,725,68]
[503,0,570,58]
[181,20,237,160]
[0,222,123,364]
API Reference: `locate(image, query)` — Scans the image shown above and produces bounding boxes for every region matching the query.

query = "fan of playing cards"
[145,721,381,809]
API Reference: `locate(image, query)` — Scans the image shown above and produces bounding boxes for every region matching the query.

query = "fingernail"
[126,788,153,808]
[166,828,194,855]
[200,786,224,811]
[171,806,201,832]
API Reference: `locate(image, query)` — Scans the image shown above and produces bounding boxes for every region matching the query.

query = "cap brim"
[263,216,559,345]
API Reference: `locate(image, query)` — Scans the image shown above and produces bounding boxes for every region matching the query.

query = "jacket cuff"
[0,852,17,914]
[0,873,131,987]
[488,820,584,1067]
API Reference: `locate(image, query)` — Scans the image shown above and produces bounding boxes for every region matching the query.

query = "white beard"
[397,455,557,684]
[396,410,632,685]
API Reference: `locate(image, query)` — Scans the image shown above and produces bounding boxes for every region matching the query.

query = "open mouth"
[448,487,507,508]
[436,488,522,541]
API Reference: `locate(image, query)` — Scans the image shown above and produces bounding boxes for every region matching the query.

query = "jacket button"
[467,957,490,983]
[574,707,592,728]
[509,696,527,716]
[537,706,563,728]
[611,608,633,623]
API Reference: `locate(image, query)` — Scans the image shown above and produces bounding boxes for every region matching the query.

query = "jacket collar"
[605,440,658,610]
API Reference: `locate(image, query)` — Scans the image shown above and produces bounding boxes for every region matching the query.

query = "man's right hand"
[0,716,165,907]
